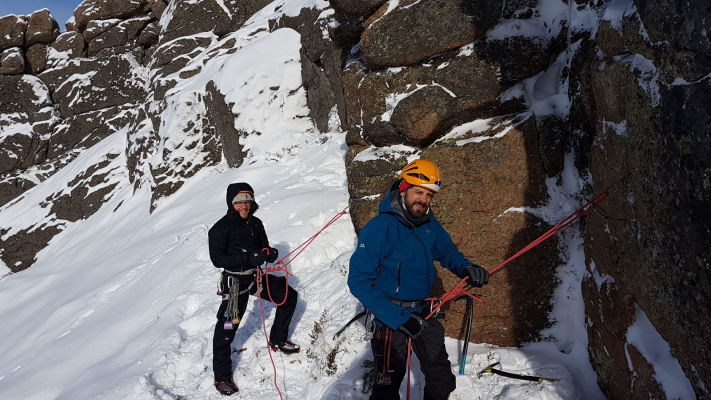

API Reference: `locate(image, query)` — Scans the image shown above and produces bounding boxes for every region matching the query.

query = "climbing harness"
[216,270,257,330]
[478,362,559,383]
[376,327,394,385]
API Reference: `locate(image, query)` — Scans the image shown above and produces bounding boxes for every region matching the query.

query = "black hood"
[226,182,259,215]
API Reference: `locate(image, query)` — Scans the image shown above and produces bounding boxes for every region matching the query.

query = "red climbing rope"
[260,207,349,306]
[403,183,619,399]
[254,207,349,399]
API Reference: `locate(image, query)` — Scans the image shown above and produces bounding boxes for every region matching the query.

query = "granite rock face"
[25,9,60,47]
[0,48,25,75]
[0,15,28,51]
[73,0,150,32]
[360,0,500,69]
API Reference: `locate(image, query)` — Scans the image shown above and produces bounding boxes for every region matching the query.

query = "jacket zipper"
[396,260,401,296]
[412,227,430,288]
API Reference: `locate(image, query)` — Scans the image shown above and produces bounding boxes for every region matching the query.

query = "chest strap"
[224,267,257,276]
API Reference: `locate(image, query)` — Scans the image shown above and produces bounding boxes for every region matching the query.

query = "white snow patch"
[602,119,627,137]
[626,306,696,400]
[352,144,419,163]
[588,259,615,291]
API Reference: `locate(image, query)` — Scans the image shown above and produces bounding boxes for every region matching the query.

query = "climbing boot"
[271,340,300,354]
[215,381,239,396]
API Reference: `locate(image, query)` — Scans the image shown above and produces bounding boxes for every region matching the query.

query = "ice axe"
[478,362,559,382]
[456,295,474,375]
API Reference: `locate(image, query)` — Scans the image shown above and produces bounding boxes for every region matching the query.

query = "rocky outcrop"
[575,2,711,398]
[39,54,145,117]
[88,16,152,57]
[49,32,86,65]
[337,0,557,345]
[25,44,50,74]
[0,15,27,51]
[360,0,500,69]
[73,0,150,32]
[158,0,231,44]
[0,48,25,75]
[25,9,60,47]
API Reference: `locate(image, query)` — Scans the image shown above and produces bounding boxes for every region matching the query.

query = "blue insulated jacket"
[348,181,473,329]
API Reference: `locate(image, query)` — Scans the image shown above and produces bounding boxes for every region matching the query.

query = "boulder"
[343,47,523,148]
[421,117,558,345]
[158,0,231,44]
[150,0,169,19]
[389,86,458,146]
[25,44,49,74]
[83,19,121,42]
[0,48,25,75]
[49,32,86,63]
[88,16,152,56]
[39,55,145,117]
[73,0,151,32]
[360,0,500,69]
[0,15,27,51]
[25,9,60,47]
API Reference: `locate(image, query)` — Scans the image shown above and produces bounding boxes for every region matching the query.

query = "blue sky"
[0,0,83,30]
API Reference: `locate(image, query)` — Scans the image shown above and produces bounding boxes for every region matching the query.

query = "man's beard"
[404,197,429,218]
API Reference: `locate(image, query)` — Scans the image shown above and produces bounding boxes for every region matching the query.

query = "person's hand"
[248,250,268,266]
[464,264,490,287]
[262,247,278,263]
[397,313,429,339]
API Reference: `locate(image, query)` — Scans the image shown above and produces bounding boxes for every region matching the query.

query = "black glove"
[247,250,268,266]
[262,247,278,263]
[464,264,490,287]
[397,313,429,339]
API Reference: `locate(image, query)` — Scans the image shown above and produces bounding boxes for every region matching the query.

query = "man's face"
[233,201,251,219]
[402,186,435,218]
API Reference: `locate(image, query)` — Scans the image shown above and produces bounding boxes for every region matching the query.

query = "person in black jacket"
[208,182,300,396]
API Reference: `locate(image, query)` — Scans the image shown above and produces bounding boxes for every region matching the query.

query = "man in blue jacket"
[348,159,490,400]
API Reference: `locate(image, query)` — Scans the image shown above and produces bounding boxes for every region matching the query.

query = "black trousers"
[370,318,455,400]
[212,273,298,382]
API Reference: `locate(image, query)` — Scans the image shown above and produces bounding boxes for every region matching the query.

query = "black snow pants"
[370,318,455,400]
[212,271,298,382]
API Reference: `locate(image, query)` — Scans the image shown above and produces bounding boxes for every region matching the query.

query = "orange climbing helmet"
[399,159,442,193]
